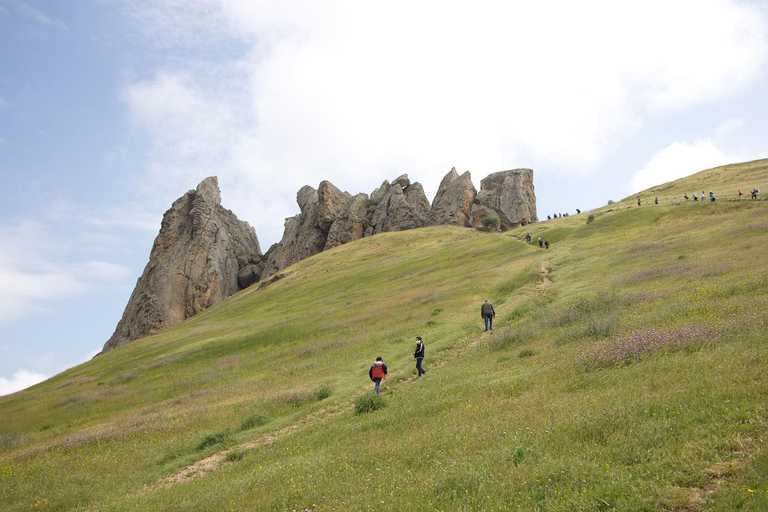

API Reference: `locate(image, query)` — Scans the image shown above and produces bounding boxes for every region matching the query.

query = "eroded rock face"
[429,168,477,227]
[366,174,430,235]
[100,177,261,354]
[473,169,537,230]
[325,193,370,250]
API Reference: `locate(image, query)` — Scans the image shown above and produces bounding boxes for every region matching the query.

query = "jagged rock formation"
[103,168,537,352]
[261,169,536,279]
[429,168,477,227]
[366,175,431,235]
[472,169,537,230]
[261,182,349,277]
[99,177,261,354]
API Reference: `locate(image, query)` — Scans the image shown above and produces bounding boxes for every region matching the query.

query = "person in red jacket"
[369,357,388,394]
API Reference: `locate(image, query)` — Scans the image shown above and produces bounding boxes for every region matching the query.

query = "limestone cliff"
[99,177,261,354]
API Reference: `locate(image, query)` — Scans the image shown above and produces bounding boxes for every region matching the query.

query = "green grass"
[1,159,768,511]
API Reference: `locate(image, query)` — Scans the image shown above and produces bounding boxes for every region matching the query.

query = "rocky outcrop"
[325,193,370,250]
[472,169,537,229]
[429,168,477,227]
[366,175,431,235]
[261,185,326,278]
[99,177,261,354]
[100,168,538,355]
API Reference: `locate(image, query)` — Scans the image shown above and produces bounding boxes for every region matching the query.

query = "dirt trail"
[536,260,551,293]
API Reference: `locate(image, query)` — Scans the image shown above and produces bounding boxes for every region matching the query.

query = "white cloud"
[715,118,745,139]
[86,203,161,232]
[0,369,47,396]
[0,221,133,323]
[121,0,768,246]
[8,0,68,30]
[630,140,734,192]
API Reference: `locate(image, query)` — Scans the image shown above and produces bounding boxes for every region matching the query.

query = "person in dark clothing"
[481,299,495,331]
[413,336,426,377]
[369,357,388,394]
[538,237,543,248]
[525,233,531,244]
[544,240,549,249]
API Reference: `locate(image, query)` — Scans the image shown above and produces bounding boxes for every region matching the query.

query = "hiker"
[738,189,744,199]
[544,240,549,249]
[413,336,426,377]
[637,198,641,206]
[525,233,531,244]
[576,208,581,214]
[654,197,658,205]
[710,191,716,202]
[481,299,495,331]
[751,189,757,199]
[547,215,551,220]
[693,192,698,202]
[702,191,706,203]
[369,357,388,394]
[756,188,761,200]
[538,237,543,248]
[684,193,689,201]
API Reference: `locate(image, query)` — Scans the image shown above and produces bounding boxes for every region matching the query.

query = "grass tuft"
[354,393,387,414]
[196,428,234,451]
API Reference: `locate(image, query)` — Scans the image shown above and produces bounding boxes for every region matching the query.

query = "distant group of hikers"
[642,187,761,205]
[524,233,549,249]
[368,300,496,393]
[682,190,717,202]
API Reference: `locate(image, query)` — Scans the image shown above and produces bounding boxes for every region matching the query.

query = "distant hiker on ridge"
[413,336,426,377]
[369,357,388,394]
[693,192,698,202]
[481,299,496,332]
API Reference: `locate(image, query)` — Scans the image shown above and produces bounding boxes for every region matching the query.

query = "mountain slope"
[1,159,767,511]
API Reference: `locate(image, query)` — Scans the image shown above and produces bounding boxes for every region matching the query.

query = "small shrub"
[240,414,269,431]
[354,393,387,414]
[314,384,332,401]
[225,450,246,462]
[279,390,312,407]
[586,213,595,224]
[481,217,500,232]
[431,308,443,316]
[39,423,54,431]
[197,428,234,450]
[512,446,533,466]
[426,320,437,326]
[518,349,536,358]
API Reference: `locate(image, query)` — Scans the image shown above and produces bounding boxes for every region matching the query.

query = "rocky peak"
[429,168,477,227]
[99,176,261,354]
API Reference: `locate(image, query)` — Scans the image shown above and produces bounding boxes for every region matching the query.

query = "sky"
[1,0,767,395]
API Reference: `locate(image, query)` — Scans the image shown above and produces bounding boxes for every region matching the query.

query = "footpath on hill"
[133,259,553,495]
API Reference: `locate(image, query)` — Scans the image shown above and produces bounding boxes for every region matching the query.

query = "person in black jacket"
[369,357,388,394]
[481,299,495,331]
[413,336,426,377]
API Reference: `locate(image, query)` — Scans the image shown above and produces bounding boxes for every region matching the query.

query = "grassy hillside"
[2,159,767,511]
